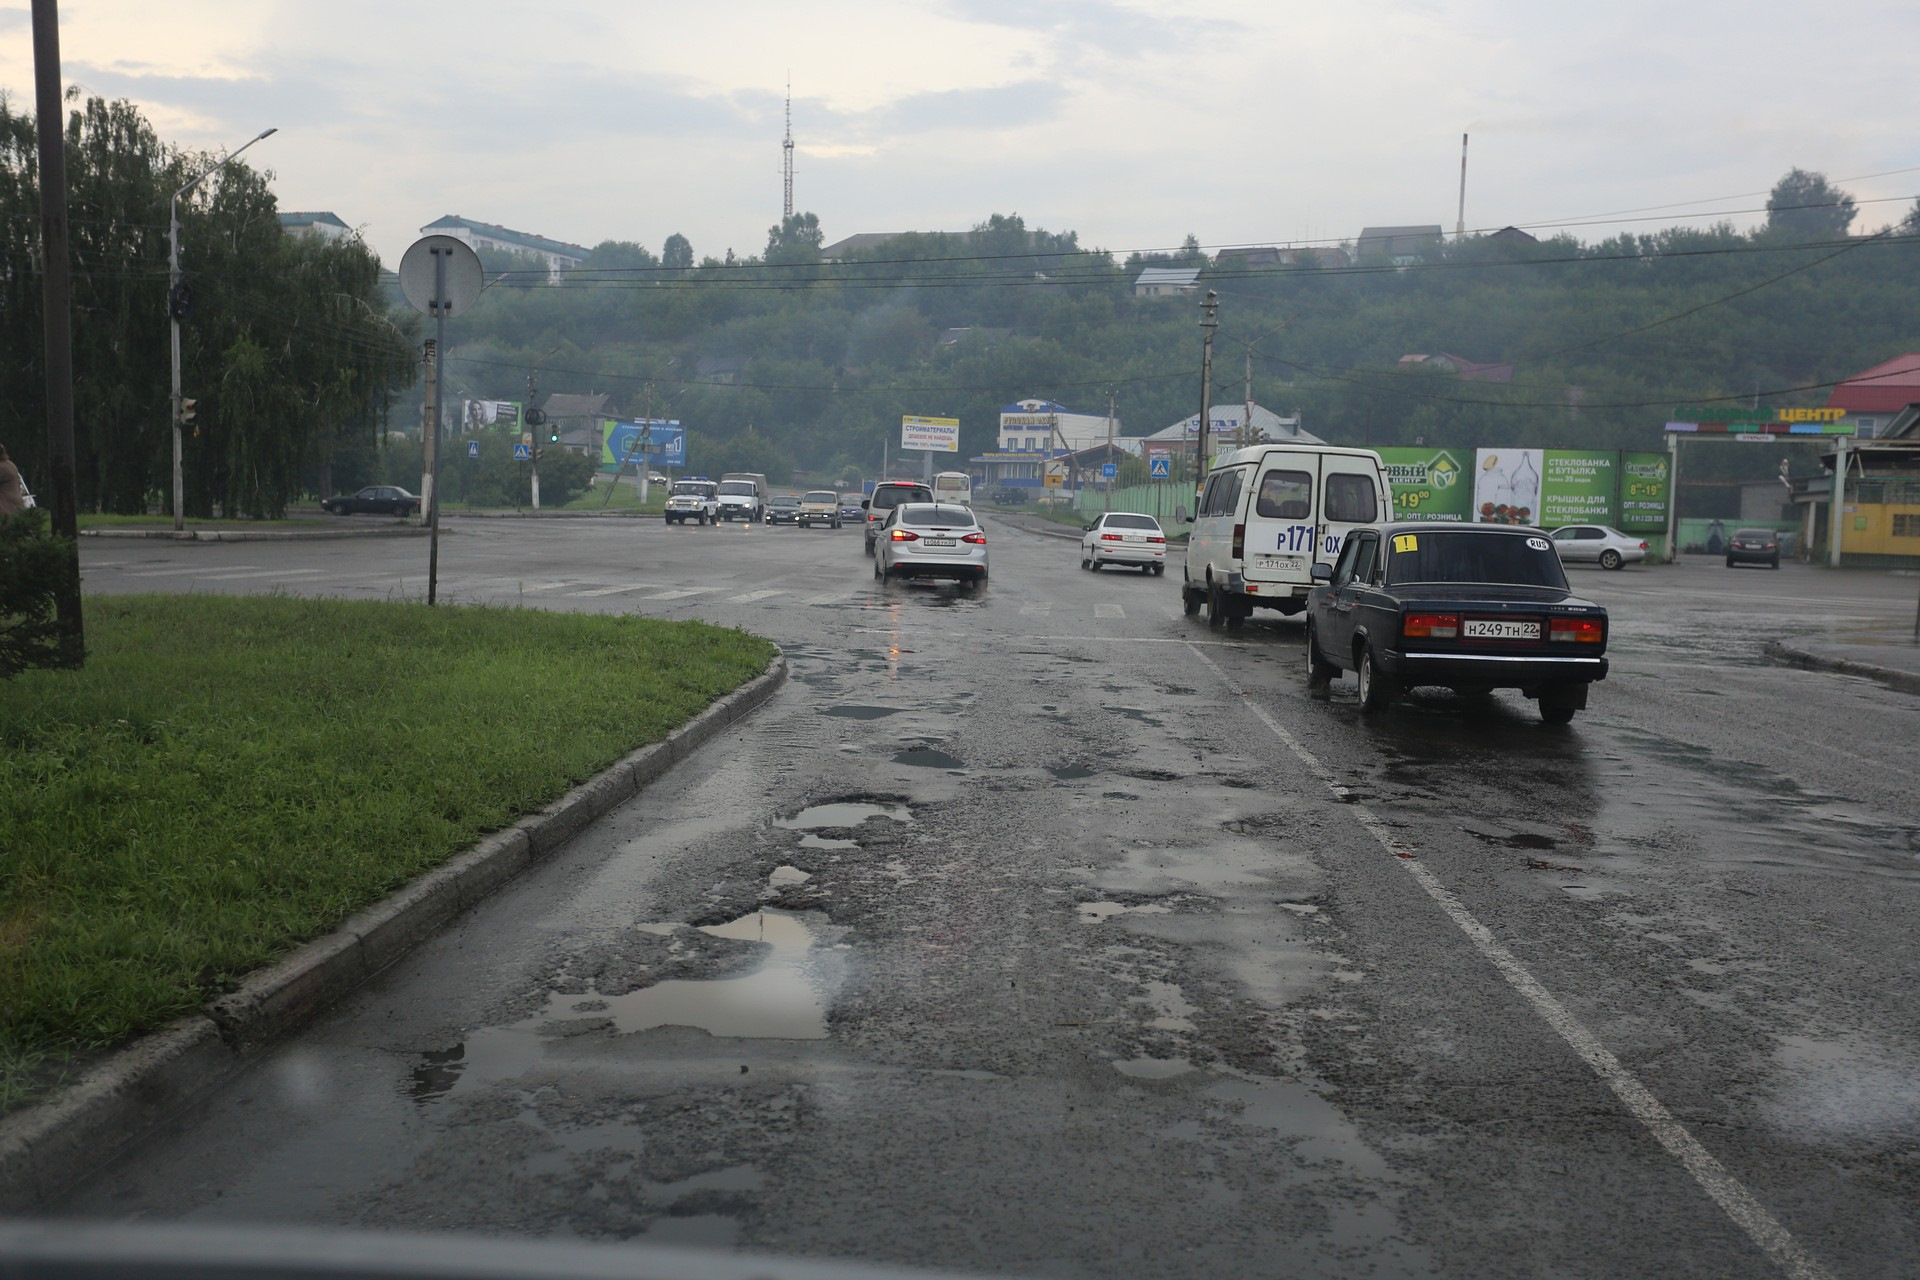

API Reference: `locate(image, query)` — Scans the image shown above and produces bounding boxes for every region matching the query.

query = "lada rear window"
[1385,531,1568,589]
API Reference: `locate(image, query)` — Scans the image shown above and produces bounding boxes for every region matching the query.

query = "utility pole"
[1196,291,1219,508]
[420,338,437,521]
[527,369,541,511]
[32,0,81,662]
[1106,387,1116,514]
[640,381,655,504]
[1243,346,1254,448]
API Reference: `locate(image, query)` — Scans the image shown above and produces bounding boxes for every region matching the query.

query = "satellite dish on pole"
[398,235,484,316]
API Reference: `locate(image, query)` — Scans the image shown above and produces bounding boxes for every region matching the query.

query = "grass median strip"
[0,595,775,1110]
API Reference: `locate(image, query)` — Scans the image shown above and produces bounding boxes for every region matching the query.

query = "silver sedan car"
[874,503,988,587]
[1547,524,1647,570]
[1080,511,1167,573]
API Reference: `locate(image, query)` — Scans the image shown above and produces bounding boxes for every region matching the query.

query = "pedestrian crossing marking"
[1095,603,1125,618]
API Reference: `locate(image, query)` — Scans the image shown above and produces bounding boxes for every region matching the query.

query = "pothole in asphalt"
[1079,900,1176,924]
[1107,707,1165,727]
[820,705,905,719]
[1049,765,1098,780]
[894,747,963,769]
[798,834,858,850]
[768,865,811,887]
[1114,1056,1194,1079]
[776,800,913,829]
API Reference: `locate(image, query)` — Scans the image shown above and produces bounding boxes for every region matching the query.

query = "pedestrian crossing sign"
[513,443,531,461]
[1149,457,1171,478]
[467,441,480,459]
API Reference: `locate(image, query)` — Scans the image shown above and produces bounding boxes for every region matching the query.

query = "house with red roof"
[1824,353,1920,438]
[1792,354,1920,564]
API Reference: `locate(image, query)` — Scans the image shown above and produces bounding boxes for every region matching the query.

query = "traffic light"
[180,398,198,425]
[168,281,194,322]
[549,425,560,443]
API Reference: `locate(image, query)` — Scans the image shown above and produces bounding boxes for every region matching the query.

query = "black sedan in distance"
[1305,523,1609,724]
[322,485,421,517]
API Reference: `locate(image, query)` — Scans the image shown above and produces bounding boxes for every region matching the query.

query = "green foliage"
[696,427,792,483]
[1765,168,1855,240]
[0,595,775,1103]
[0,95,417,518]
[0,508,81,678]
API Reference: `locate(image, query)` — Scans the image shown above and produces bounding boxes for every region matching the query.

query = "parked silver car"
[1547,524,1647,570]
[874,503,988,586]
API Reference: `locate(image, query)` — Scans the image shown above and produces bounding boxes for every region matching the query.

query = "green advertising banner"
[1618,451,1671,533]
[1540,451,1616,527]
[1378,447,1472,521]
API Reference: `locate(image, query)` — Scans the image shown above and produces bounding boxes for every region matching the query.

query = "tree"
[765,211,823,266]
[1764,168,1856,240]
[662,233,694,271]
[1899,198,1920,236]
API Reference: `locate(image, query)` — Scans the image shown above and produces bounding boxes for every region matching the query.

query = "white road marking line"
[1185,641,1834,1280]
[1095,603,1125,619]
[639,588,717,601]
[803,592,849,604]
[126,565,261,577]
[730,589,789,603]
[1019,602,1053,617]
[567,584,658,597]
[1020,635,1239,646]
[514,581,578,593]
[190,568,330,582]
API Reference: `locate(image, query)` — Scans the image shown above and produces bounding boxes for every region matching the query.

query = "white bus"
[932,471,973,507]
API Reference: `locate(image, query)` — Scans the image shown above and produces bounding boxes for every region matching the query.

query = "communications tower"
[782,81,795,220]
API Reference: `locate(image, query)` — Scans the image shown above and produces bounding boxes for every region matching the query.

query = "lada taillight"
[1101,533,1123,541]
[1147,536,1165,544]
[1403,613,1459,639]
[1549,617,1604,643]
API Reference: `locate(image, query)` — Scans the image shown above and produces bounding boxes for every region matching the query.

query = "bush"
[0,508,82,677]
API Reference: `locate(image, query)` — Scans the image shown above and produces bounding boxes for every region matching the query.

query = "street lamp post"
[169,127,276,531]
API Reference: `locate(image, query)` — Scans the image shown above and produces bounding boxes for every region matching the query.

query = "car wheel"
[1305,621,1336,687]
[1538,695,1578,725]
[1182,580,1202,616]
[1206,580,1226,629]
[1599,549,1622,570]
[873,557,883,580]
[1725,557,1735,568]
[1769,557,1779,569]
[864,537,875,558]
[1090,558,1102,572]
[1357,646,1393,714]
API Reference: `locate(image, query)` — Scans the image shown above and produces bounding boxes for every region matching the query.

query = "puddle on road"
[776,801,913,830]
[1107,706,1165,727]
[1206,1075,1390,1178]
[1079,900,1175,924]
[409,909,839,1105]
[798,833,858,850]
[820,705,905,720]
[768,865,811,887]
[893,747,963,769]
[572,911,831,1040]
[1049,765,1098,780]
[1114,1056,1194,1079]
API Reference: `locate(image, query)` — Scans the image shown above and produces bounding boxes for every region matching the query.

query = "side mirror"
[860,500,870,510]
[1311,562,1333,582]
[1176,506,1191,524]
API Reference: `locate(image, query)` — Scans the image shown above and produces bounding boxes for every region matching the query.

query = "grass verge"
[0,595,774,1109]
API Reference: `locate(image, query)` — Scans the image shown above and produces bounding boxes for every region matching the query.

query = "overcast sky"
[4,0,1917,268]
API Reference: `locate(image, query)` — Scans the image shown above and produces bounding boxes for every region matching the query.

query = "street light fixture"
[169,126,276,531]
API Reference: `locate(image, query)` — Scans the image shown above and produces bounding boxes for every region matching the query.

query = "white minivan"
[1181,443,1390,628]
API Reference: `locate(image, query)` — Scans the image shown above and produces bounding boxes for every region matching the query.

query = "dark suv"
[862,481,934,554]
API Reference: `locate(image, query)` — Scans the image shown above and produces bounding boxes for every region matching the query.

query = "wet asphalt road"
[67,515,1920,1278]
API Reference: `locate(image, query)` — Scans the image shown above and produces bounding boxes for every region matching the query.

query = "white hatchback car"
[874,503,988,587]
[1081,512,1167,573]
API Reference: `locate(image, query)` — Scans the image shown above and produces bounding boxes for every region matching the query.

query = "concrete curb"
[0,652,788,1212]
[82,525,427,542]
[1763,640,1920,696]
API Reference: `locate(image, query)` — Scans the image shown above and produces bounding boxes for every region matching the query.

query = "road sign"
[513,443,531,461]
[1149,457,1171,478]
[466,441,480,459]
[521,432,533,446]
[1101,462,1118,479]
[1043,473,1063,488]
[397,236,484,318]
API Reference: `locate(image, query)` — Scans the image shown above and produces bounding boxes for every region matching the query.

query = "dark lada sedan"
[321,484,421,516]
[1305,523,1608,723]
